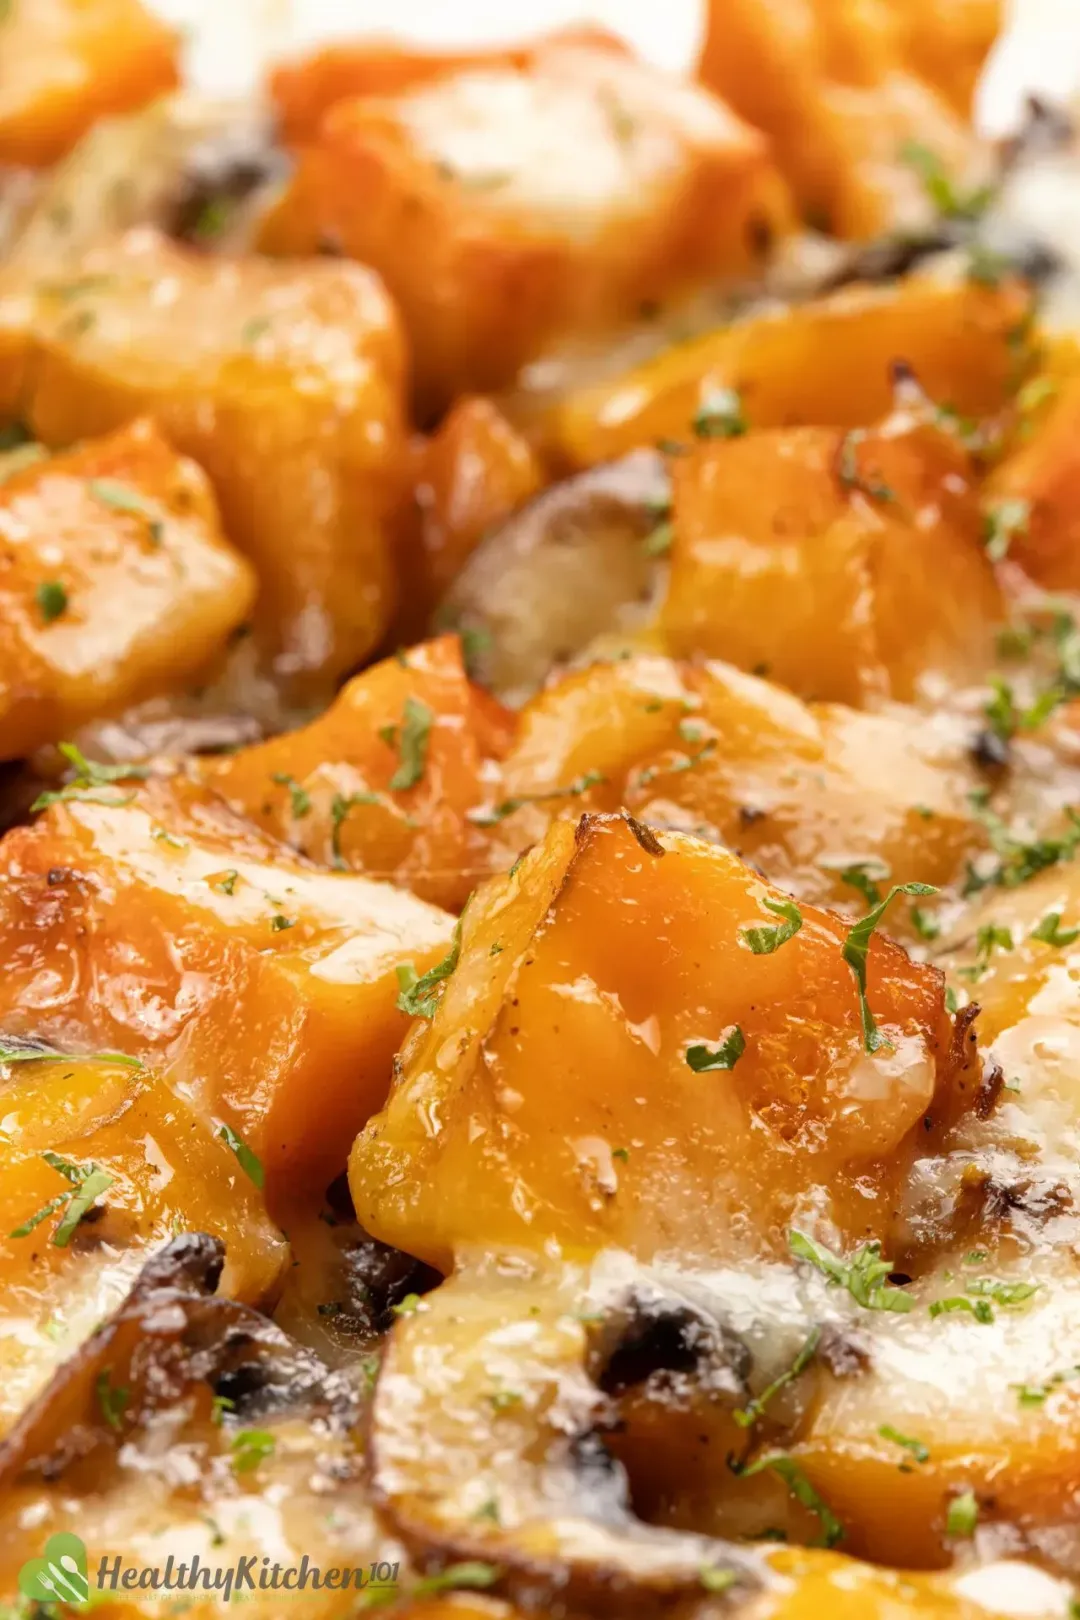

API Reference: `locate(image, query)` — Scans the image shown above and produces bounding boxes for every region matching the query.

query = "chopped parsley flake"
[945,1488,978,1538]
[218,1122,264,1190]
[467,770,606,826]
[878,1425,929,1464]
[699,1566,738,1594]
[388,697,433,791]
[35,580,68,623]
[88,479,164,545]
[842,882,937,1052]
[734,1327,820,1429]
[1031,911,1080,948]
[983,497,1030,562]
[271,772,311,819]
[329,790,381,867]
[31,741,149,812]
[692,388,747,440]
[741,896,803,955]
[96,1368,130,1431]
[231,1428,275,1473]
[411,1564,500,1598]
[899,141,993,220]
[396,923,462,1019]
[686,1026,745,1072]
[836,428,896,504]
[737,1454,844,1548]
[789,1229,913,1314]
[10,1152,114,1246]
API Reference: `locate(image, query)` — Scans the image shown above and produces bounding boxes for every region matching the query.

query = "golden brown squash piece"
[0,230,408,693]
[542,276,1031,471]
[983,372,1080,590]
[351,813,972,1273]
[780,1243,1080,1570]
[261,39,793,412]
[0,1051,286,1435]
[490,653,985,924]
[0,418,255,762]
[885,0,1001,117]
[661,417,1003,704]
[402,396,546,631]
[268,25,630,144]
[204,635,513,913]
[0,775,454,1205]
[696,0,988,238]
[0,0,178,168]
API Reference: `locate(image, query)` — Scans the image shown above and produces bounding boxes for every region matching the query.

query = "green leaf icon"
[18,1532,89,1607]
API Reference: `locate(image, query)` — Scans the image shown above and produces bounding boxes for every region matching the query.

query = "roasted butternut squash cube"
[0,230,408,693]
[697,0,988,238]
[204,635,513,913]
[886,0,1001,116]
[0,0,178,168]
[261,40,792,410]
[0,1051,286,1435]
[404,396,545,629]
[784,1248,1080,1568]
[661,419,1003,704]
[351,814,971,1272]
[983,372,1080,591]
[491,654,985,924]
[543,276,1032,469]
[0,418,255,762]
[0,776,455,1204]
[269,25,630,143]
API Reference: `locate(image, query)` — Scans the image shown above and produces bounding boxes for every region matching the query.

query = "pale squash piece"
[696,0,988,238]
[0,776,454,1204]
[0,1051,286,1437]
[0,418,255,761]
[0,0,178,168]
[661,418,1003,705]
[204,636,513,913]
[0,230,408,693]
[543,276,1031,470]
[261,40,793,411]
[351,814,973,1272]
[490,653,985,925]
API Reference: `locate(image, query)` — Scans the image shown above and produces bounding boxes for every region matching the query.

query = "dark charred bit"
[738,805,766,827]
[1002,94,1075,171]
[623,812,665,857]
[167,119,288,246]
[970,728,1012,772]
[889,356,925,408]
[589,1289,748,1403]
[341,1234,441,1333]
[974,1053,1006,1120]
[947,1001,982,1077]
[817,1324,872,1379]
[819,225,964,293]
